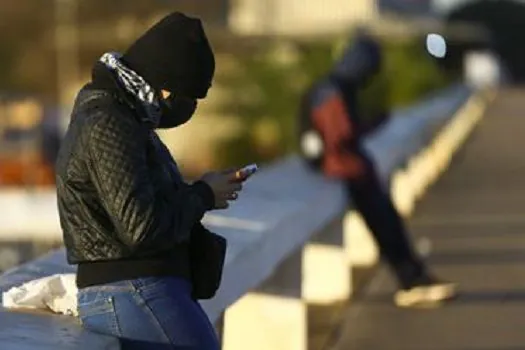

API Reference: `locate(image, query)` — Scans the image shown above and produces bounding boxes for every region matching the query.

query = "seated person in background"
[298,31,457,307]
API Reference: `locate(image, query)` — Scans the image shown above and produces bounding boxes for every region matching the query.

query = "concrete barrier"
[0,84,494,349]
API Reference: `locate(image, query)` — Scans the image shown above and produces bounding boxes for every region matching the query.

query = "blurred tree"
[0,0,229,99]
[214,41,334,168]
[214,33,455,169]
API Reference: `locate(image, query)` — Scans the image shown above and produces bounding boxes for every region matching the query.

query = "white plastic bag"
[2,273,78,316]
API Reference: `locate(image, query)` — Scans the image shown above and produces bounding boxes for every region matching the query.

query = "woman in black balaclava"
[56,12,244,349]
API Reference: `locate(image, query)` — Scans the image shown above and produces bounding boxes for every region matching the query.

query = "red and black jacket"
[298,33,387,180]
[299,78,367,180]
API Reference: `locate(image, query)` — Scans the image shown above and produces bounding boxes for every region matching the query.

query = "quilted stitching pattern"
[56,89,207,263]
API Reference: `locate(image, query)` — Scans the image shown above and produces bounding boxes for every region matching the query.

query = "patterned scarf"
[99,52,162,127]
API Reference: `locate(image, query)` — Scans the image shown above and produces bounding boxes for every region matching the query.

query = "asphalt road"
[331,89,525,350]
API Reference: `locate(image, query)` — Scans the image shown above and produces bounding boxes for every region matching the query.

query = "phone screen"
[236,164,258,180]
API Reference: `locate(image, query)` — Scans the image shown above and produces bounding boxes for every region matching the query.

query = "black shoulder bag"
[190,222,227,300]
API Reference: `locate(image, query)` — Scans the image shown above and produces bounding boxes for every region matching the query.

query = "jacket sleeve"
[312,93,366,179]
[85,111,215,252]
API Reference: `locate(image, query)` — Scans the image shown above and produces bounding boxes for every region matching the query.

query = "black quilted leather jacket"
[56,72,214,264]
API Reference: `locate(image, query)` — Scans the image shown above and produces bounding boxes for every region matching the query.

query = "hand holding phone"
[235,163,258,181]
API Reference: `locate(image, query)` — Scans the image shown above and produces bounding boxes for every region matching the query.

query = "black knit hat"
[122,12,215,99]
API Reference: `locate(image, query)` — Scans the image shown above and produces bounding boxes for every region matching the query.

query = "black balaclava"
[122,12,215,127]
[158,95,197,128]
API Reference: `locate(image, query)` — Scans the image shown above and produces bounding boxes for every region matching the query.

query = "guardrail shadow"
[428,249,525,266]
[359,288,525,306]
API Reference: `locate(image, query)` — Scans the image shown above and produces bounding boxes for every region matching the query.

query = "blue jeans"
[77,277,220,350]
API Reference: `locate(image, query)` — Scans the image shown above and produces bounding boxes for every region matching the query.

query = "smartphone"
[236,163,258,180]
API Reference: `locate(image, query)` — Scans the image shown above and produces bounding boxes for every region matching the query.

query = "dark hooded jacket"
[55,12,217,288]
[298,33,387,180]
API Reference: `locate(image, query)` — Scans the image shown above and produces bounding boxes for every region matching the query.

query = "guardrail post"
[222,249,307,350]
[302,216,351,303]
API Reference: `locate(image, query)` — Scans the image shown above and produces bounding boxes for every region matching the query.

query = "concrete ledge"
[0,308,119,350]
[0,84,491,350]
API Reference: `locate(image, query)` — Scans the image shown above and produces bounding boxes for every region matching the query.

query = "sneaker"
[394,275,457,308]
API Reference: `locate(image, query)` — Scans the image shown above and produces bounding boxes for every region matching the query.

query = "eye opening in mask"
[160,90,175,109]
[160,89,172,100]
[160,89,196,104]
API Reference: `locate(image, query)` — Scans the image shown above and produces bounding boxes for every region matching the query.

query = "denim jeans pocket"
[78,292,121,337]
